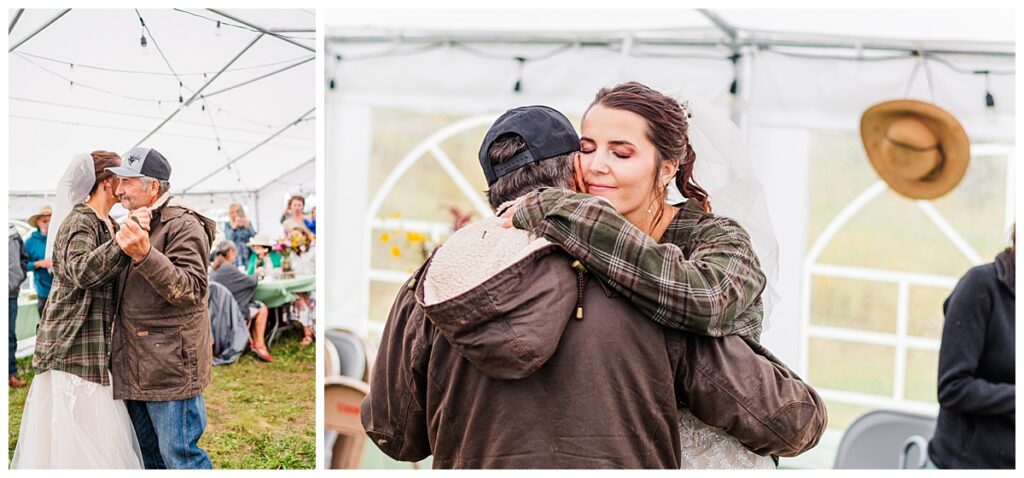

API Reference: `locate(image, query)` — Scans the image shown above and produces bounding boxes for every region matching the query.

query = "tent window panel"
[369,281,404,328]
[904,348,940,403]
[368,108,469,194]
[808,338,895,397]
[807,131,879,246]
[931,153,1010,259]
[907,285,951,340]
[810,276,897,333]
[816,188,974,277]
[820,400,874,431]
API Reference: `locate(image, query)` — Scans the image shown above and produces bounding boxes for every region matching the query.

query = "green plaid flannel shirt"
[32,203,130,385]
[512,188,767,342]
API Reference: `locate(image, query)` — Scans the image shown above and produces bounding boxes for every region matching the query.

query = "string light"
[979,70,996,108]
[215,20,222,37]
[728,52,741,95]
[139,15,148,49]
[513,57,526,93]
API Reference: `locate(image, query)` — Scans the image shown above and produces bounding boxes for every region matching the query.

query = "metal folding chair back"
[834,409,936,469]
[325,329,369,381]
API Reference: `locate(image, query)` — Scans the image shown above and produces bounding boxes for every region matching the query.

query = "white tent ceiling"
[325,8,1015,44]
[9,8,316,196]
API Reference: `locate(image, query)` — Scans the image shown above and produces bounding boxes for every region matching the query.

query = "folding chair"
[833,409,936,469]
[324,340,341,377]
[325,329,374,382]
[324,376,370,469]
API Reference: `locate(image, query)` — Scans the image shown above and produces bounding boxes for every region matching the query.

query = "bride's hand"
[499,204,516,229]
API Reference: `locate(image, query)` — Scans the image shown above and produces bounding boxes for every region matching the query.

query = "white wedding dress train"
[11,370,144,469]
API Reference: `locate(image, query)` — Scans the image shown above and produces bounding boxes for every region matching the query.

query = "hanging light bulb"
[215,20,222,37]
[983,71,995,108]
[178,81,184,104]
[69,80,74,91]
[140,32,148,48]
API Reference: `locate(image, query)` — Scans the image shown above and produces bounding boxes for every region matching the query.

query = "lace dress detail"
[11,371,143,468]
[678,408,775,469]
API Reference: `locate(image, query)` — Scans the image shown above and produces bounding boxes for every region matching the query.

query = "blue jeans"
[125,396,213,469]
[8,298,17,377]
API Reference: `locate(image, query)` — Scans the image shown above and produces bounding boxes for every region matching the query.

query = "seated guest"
[246,234,281,277]
[210,241,273,362]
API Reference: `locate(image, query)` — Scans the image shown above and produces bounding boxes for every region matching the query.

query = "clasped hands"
[116,207,152,262]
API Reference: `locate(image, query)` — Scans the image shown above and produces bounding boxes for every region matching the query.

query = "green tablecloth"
[255,275,316,308]
[15,301,40,340]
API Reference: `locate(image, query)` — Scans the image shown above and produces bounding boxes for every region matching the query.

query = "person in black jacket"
[928,227,1015,469]
[8,225,29,388]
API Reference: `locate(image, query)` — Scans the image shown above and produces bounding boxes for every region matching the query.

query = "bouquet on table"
[273,228,314,278]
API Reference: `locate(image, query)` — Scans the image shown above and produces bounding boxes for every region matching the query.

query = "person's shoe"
[252,346,274,362]
[9,375,27,388]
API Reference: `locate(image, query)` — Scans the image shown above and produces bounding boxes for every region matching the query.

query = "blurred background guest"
[247,234,281,277]
[24,205,53,315]
[281,195,307,234]
[928,226,1015,469]
[210,241,273,362]
[225,203,256,269]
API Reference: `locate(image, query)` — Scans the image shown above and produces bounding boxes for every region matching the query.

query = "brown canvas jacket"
[362,219,826,468]
[111,193,217,401]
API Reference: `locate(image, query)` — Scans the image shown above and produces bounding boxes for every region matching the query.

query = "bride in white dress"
[12,152,144,469]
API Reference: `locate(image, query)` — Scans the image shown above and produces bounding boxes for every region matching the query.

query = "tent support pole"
[201,56,314,99]
[207,9,313,53]
[182,108,315,193]
[132,32,265,149]
[8,9,71,52]
[9,9,25,34]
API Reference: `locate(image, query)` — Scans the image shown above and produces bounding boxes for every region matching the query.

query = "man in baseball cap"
[106,146,218,469]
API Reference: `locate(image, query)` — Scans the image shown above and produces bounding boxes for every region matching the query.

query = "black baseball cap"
[478,105,580,186]
[106,147,172,181]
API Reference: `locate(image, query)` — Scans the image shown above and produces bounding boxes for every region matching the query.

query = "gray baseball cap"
[106,147,171,181]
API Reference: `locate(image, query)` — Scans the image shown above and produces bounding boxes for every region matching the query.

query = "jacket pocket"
[134,327,186,390]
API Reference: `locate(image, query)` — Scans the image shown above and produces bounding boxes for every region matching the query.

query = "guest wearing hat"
[25,205,53,315]
[860,99,970,200]
[246,234,281,277]
[106,146,217,469]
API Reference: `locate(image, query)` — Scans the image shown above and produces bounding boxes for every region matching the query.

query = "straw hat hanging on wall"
[860,99,970,200]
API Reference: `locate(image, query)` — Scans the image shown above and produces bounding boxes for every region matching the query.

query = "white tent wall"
[327,39,1014,366]
[253,158,317,240]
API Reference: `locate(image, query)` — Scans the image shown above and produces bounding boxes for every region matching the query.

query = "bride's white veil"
[664,95,781,322]
[45,153,95,261]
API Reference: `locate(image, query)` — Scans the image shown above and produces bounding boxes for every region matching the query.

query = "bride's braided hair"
[588,82,712,230]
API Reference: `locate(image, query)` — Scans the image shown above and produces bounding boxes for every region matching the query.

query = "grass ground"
[9,331,315,469]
